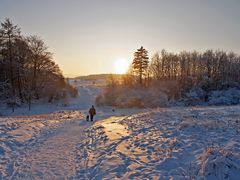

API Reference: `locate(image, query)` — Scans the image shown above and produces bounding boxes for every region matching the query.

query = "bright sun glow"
[114,58,129,74]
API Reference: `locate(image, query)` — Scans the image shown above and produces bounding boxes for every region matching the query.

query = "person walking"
[89,105,96,121]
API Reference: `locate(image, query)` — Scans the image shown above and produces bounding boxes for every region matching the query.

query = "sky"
[0,0,240,77]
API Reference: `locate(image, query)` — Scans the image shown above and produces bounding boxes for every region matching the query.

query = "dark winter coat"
[89,107,96,116]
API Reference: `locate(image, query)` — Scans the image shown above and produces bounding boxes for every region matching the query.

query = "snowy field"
[77,106,240,179]
[0,79,240,179]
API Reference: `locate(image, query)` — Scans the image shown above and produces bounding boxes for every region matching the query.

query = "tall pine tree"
[132,46,149,85]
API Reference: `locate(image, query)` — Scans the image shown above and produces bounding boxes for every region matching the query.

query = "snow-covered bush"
[198,77,215,92]
[197,146,240,179]
[180,85,240,106]
[150,79,179,100]
[97,83,240,108]
[142,88,169,107]
[182,87,206,106]
[208,88,240,105]
[96,71,240,108]
[96,86,169,108]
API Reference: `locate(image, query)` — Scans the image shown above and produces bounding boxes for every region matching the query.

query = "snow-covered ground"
[1,79,240,179]
[0,110,83,177]
[76,106,240,179]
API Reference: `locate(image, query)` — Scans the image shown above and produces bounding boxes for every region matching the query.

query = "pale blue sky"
[0,0,240,76]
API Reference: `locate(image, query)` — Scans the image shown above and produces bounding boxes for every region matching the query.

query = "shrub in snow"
[150,79,179,100]
[198,77,215,92]
[180,86,240,106]
[96,86,169,108]
[197,146,240,179]
[65,84,78,98]
[220,81,240,90]
[208,88,240,105]
[114,89,144,107]
[179,76,195,93]
[182,87,206,106]
[142,89,169,107]
[96,74,240,107]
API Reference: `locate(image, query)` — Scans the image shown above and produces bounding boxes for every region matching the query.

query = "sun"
[114,58,129,74]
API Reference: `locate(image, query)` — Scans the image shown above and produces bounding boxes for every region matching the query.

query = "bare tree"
[0,18,21,112]
[0,18,76,110]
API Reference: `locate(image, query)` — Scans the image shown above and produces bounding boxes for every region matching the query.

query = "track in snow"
[11,120,89,179]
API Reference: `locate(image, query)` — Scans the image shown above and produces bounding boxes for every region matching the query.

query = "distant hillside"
[75,74,122,81]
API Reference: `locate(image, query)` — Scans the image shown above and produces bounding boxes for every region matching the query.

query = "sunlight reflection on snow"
[97,116,130,141]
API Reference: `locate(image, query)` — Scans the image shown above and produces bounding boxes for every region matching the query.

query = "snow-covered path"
[0,79,139,179]
[12,120,89,179]
[4,113,137,179]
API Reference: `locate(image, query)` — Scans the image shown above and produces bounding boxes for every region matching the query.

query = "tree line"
[0,18,77,111]
[126,47,240,94]
[100,46,240,107]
